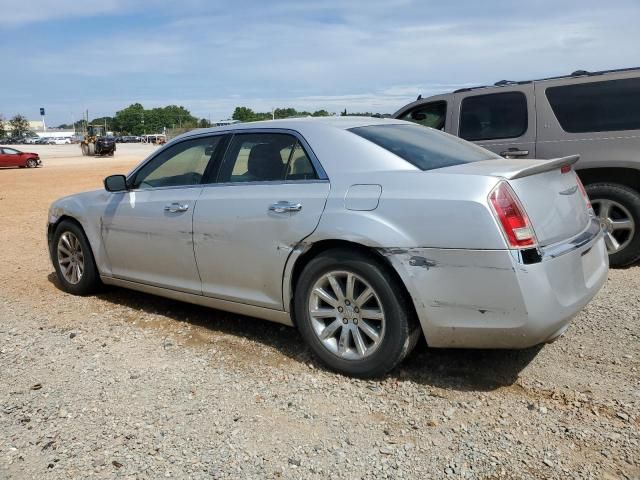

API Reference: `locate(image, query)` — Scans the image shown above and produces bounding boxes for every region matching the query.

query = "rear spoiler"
[506,155,579,180]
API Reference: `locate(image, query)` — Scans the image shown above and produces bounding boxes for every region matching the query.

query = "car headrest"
[247,143,284,181]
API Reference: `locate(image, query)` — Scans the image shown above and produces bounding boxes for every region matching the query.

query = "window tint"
[133,136,221,189]
[2,148,19,155]
[220,133,317,183]
[399,101,446,130]
[459,92,528,141]
[546,78,640,133]
[350,124,498,171]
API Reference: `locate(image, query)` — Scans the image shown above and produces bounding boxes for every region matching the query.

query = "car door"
[0,148,21,167]
[100,135,223,294]
[0,148,9,167]
[452,85,536,159]
[193,130,330,310]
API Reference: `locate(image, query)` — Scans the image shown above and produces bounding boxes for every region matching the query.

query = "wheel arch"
[285,239,419,328]
[577,167,640,192]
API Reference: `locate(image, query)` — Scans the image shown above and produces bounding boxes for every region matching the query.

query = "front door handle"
[269,201,302,213]
[164,203,190,213]
[500,148,530,158]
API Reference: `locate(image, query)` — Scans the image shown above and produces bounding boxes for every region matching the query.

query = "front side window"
[219,133,317,183]
[546,78,640,133]
[398,101,447,130]
[459,92,528,141]
[132,136,221,189]
[2,148,19,155]
[350,124,498,171]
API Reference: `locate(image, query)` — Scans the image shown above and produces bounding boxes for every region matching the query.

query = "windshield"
[349,123,499,171]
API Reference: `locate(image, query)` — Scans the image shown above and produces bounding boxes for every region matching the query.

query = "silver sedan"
[47,118,608,377]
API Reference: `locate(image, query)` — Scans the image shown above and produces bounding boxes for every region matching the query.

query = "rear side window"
[459,92,528,141]
[546,78,640,133]
[398,101,447,130]
[219,133,317,183]
[349,124,498,171]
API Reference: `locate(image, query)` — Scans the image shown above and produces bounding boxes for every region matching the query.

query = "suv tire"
[586,183,640,267]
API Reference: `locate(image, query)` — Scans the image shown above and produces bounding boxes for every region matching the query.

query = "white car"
[51,137,71,145]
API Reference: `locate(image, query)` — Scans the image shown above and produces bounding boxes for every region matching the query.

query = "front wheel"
[26,159,37,168]
[294,248,419,378]
[52,220,101,295]
[586,183,640,267]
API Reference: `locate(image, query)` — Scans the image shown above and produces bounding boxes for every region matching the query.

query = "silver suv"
[393,67,640,266]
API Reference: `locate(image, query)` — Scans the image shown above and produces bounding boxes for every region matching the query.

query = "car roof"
[176,116,408,141]
[452,66,640,93]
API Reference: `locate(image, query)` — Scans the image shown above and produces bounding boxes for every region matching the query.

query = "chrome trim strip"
[539,217,603,260]
[100,276,294,326]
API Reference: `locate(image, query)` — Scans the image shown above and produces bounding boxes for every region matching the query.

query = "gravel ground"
[1,144,639,479]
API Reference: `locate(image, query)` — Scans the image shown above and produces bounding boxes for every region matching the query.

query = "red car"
[0,147,41,168]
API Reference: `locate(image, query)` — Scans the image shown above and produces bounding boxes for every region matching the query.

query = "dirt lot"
[1,144,639,479]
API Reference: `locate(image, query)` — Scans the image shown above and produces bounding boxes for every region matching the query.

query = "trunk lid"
[438,155,591,246]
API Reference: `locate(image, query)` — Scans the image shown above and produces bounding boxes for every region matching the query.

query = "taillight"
[488,181,537,248]
[575,174,593,212]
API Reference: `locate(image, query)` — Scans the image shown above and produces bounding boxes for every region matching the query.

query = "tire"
[88,143,96,156]
[586,183,640,267]
[26,158,37,168]
[294,248,420,378]
[81,144,89,156]
[51,220,101,295]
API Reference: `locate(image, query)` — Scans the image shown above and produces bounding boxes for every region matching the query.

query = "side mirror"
[104,174,128,192]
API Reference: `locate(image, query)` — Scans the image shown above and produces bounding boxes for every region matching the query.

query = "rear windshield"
[349,124,498,171]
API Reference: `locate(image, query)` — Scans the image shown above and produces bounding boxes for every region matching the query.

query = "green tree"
[312,109,330,117]
[0,115,6,138]
[232,107,256,122]
[198,118,211,128]
[9,114,30,137]
[341,109,347,116]
[90,116,119,132]
[115,103,145,135]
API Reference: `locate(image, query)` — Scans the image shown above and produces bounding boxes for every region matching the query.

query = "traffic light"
[40,108,45,116]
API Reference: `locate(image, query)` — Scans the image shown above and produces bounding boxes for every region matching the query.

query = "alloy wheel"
[592,198,636,254]
[57,232,85,285]
[308,271,386,360]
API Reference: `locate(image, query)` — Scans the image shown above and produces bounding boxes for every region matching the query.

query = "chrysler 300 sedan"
[47,118,608,377]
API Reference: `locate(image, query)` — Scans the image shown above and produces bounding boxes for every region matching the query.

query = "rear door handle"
[164,203,189,213]
[269,201,302,213]
[500,148,530,158]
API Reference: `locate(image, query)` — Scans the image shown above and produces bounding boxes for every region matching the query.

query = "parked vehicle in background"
[394,68,640,266]
[50,137,72,145]
[23,137,40,144]
[0,147,41,168]
[47,118,607,377]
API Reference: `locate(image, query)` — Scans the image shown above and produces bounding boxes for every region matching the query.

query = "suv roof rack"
[450,66,639,94]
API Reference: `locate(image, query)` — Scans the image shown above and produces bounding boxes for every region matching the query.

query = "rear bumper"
[385,217,608,349]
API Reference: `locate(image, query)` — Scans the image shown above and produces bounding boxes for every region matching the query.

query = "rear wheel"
[52,220,101,295]
[81,144,89,156]
[586,183,640,267]
[26,158,37,168]
[294,248,419,378]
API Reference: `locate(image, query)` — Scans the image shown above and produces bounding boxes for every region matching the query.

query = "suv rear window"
[546,78,640,133]
[349,124,498,171]
[459,92,528,141]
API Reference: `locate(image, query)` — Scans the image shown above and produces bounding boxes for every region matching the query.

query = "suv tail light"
[575,174,593,212]
[488,181,537,248]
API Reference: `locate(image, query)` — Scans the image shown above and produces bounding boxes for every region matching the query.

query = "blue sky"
[1,0,639,125]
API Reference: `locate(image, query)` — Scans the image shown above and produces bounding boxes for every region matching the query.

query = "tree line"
[2,104,389,138]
